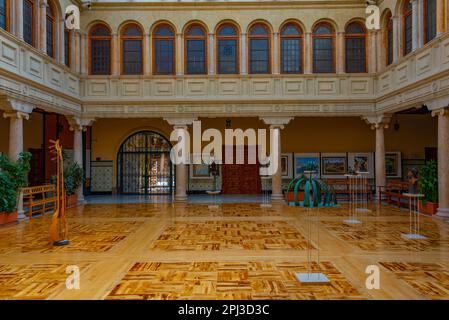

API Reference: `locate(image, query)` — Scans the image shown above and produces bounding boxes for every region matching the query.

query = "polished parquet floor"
[0,202,448,300]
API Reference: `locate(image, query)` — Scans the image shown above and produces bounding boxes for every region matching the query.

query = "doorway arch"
[117,131,174,194]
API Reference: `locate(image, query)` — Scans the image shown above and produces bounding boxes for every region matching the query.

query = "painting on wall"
[321,153,347,178]
[189,154,212,179]
[385,151,402,178]
[294,153,320,178]
[347,152,374,178]
[281,153,293,179]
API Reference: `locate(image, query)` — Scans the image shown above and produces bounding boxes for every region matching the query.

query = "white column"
[432,108,449,217]
[261,117,293,202]
[74,31,81,73]
[272,32,280,74]
[111,34,119,75]
[393,15,400,62]
[208,33,215,75]
[417,0,424,47]
[176,33,183,75]
[411,0,419,51]
[72,126,85,203]
[39,0,47,53]
[437,0,446,35]
[144,33,151,75]
[80,33,88,75]
[70,30,76,72]
[304,32,312,74]
[336,32,345,73]
[58,19,65,64]
[240,33,247,75]
[368,30,377,73]
[15,0,24,40]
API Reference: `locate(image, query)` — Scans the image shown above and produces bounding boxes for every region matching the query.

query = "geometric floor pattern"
[106,261,365,300]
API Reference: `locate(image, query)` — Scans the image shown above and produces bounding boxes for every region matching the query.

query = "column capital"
[431,107,449,117]
[362,114,391,129]
[427,96,449,113]
[260,116,293,127]
[164,117,197,127]
[3,111,30,120]
[66,116,96,132]
[39,0,48,8]
[0,98,34,114]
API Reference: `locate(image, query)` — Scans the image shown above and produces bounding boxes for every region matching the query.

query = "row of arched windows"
[88,21,366,75]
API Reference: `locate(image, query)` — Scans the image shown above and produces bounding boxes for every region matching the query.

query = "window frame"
[89,23,112,75]
[423,0,437,44]
[312,22,336,74]
[23,0,36,47]
[280,22,303,74]
[248,22,272,74]
[385,12,394,66]
[64,28,71,68]
[403,0,413,56]
[152,23,176,75]
[344,21,367,73]
[184,23,208,75]
[120,23,144,75]
[0,0,10,31]
[216,23,240,75]
[46,0,56,58]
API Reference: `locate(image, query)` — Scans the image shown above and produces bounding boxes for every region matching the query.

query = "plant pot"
[0,211,18,226]
[420,200,438,215]
[66,194,78,208]
[286,191,305,202]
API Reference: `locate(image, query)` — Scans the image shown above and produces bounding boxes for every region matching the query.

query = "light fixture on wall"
[393,116,400,131]
[225,119,231,128]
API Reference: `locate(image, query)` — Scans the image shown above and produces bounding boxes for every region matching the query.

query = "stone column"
[436,0,446,35]
[392,15,400,62]
[261,117,293,202]
[144,33,151,75]
[74,31,81,73]
[336,32,345,73]
[304,32,312,74]
[432,108,449,217]
[111,33,119,75]
[176,33,183,75]
[272,32,280,74]
[39,0,47,53]
[364,115,391,198]
[411,0,419,51]
[417,0,424,47]
[70,30,76,72]
[240,33,247,75]
[59,19,65,64]
[208,33,215,75]
[368,30,378,73]
[15,0,24,40]
[164,118,197,202]
[80,33,88,75]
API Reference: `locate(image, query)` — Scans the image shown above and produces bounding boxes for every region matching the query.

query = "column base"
[17,210,27,220]
[175,195,188,202]
[271,193,284,202]
[436,207,449,217]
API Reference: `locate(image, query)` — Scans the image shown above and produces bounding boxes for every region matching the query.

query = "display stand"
[206,190,220,209]
[296,207,330,284]
[344,173,361,224]
[260,166,272,208]
[355,171,371,213]
[401,193,427,240]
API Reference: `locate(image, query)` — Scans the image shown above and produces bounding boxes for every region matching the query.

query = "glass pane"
[155,39,174,74]
[404,14,412,55]
[23,0,33,45]
[91,25,110,37]
[250,39,269,73]
[155,26,173,37]
[219,25,237,36]
[187,26,205,36]
[345,37,366,73]
[186,39,206,74]
[250,25,268,36]
[346,23,364,34]
[123,25,141,36]
[91,40,110,75]
[0,0,6,30]
[425,0,437,43]
[64,30,70,67]
[387,27,393,65]
[218,39,237,74]
[313,38,334,73]
[123,40,142,74]
[314,24,332,35]
[46,18,54,57]
[281,38,301,73]
[282,24,301,36]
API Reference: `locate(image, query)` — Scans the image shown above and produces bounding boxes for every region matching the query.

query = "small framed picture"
[294,153,320,178]
[189,153,212,179]
[321,153,347,178]
[281,153,293,179]
[385,151,402,178]
[347,152,374,178]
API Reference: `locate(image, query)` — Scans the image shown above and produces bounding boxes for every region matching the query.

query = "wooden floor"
[0,202,449,300]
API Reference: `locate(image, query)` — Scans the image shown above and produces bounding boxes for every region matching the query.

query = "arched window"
[23,0,35,46]
[280,22,303,74]
[89,24,111,75]
[121,23,143,75]
[424,0,436,43]
[385,12,394,66]
[185,24,207,74]
[217,23,239,74]
[312,22,335,73]
[403,0,413,56]
[0,0,9,31]
[46,1,56,58]
[345,22,366,73]
[249,23,271,74]
[64,29,71,67]
[153,24,175,75]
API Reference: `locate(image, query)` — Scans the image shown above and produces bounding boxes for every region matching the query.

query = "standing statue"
[407,167,419,194]
[209,158,220,191]
[49,139,69,246]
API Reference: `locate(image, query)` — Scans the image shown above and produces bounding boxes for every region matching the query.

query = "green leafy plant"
[64,163,84,196]
[0,152,32,213]
[419,160,438,203]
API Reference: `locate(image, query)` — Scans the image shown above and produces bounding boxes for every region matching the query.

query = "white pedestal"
[296,272,330,284]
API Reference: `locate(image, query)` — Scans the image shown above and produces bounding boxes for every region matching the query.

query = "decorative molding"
[362,114,392,130]
[164,117,198,127]
[0,97,34,114]
[260,117,294,127]
[66,116,96,131]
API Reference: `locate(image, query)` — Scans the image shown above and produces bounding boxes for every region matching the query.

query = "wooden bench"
[378,181,409,207]
[325,178,373,200]
[22,185,56,218]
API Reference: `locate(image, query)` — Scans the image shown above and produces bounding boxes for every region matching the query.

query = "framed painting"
[189,154,212,179]
[347,152,374,178]
[281,153,293,179]
[385,151,402,178]
[321,153,347,178]
[294,153,320,178]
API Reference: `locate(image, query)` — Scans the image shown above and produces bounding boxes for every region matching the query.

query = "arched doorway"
[117,131,174,194]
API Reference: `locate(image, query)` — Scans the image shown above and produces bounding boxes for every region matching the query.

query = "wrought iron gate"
[117,131,174,195]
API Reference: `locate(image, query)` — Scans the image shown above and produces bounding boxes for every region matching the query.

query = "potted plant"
[0,152,31,225]
[64,163,84,208]
[419,160,438,215]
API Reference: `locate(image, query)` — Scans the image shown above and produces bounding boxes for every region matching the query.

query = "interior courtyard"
[1,0,449,300]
